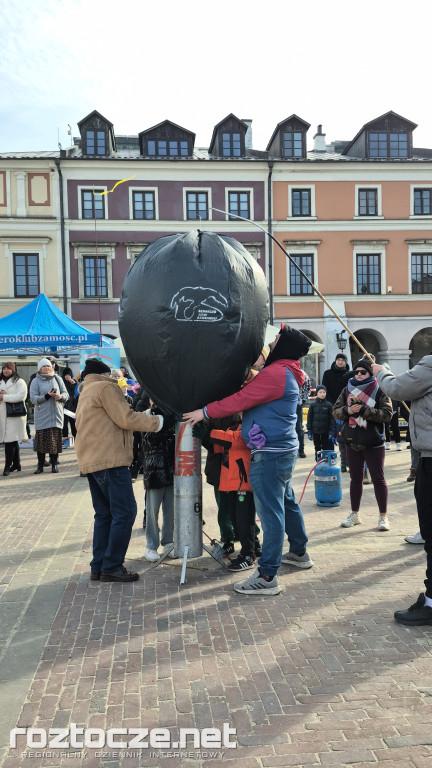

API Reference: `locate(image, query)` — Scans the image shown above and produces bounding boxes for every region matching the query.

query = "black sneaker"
[228,554,255,572]
[394,593,432,626]
[100,567,139,582]
[298,450,306,458]
[222,541,235,556]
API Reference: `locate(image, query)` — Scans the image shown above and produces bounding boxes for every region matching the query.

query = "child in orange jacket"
[210,423,257,571]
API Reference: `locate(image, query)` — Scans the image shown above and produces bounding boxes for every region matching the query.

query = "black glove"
[192,422,211,448]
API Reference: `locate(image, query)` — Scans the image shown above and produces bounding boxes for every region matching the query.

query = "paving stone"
[1,447,431,767]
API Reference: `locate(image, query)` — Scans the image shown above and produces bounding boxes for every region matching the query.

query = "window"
[289,254,313,295]
[81,190,105,219]
[83,256,108,297]
[147,139,189,156]
[358,189,378,216]
[292,189,311,217]
[414,188,432,216]
[186,192,209,220]
[85,130,106,155]
[228,191,250,220]
[283,131,303,158]
[411,253,432,294]
[133,191,155,219]
[356,254,381,294]
[222,132,241,157]
[13,253,39,297]
[369,132,408,158]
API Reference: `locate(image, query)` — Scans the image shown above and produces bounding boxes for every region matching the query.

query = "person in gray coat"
[30,358,69,474]
[373,357,432,626]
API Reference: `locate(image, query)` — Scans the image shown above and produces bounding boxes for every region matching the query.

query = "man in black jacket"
[322,354,350,471]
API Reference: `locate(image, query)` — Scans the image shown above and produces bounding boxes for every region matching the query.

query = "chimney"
[242,119,253,149]
[313,124,326,153]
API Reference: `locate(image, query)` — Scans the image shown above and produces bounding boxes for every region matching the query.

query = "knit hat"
[265,324,312,366]
[2,361,15,372]
[316,384,327,393]
[81,358,111,379]
[353,358,373,377]
[335,353,348,361]
[38,357,52,370]
[117,378,127,389]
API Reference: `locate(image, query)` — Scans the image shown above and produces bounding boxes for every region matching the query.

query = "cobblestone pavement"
[0,443,431,768]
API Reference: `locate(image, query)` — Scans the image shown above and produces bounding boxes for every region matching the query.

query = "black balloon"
[119,230,269,414]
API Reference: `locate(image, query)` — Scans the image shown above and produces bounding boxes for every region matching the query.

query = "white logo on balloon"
[170,287,228,322]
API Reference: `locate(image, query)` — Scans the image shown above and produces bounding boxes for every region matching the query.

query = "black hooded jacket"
[322,361,350,405]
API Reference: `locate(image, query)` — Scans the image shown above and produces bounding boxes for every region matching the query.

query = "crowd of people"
[1,332,431,625]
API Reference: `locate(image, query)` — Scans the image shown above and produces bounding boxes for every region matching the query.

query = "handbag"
[6,401,27,417]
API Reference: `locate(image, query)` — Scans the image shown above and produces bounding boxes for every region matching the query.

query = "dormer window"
[147,139,189,157]
[342,112,415,159]
[78,110,115,157]
[369,132,408,158]
[139,121,195,158]
[222,132,241,157]
[86,130,106,156]
[266,115,310,160]
[283,131,303,158]
[209,115,247,158]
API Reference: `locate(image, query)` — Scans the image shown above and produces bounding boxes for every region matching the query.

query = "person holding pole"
[372,358,432,626]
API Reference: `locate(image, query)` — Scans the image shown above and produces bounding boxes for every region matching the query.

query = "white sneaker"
[281,552,314,569]
[144,548,159,561]
[233,568,281,595]
[405,531,425,544]
[396,443,402,451]
[378,516,390,531]
[162,543,177,558]
[341,513,361,528]
[385,442,391,450]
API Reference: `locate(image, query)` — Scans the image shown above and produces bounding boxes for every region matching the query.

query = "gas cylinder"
[314,450,342,507]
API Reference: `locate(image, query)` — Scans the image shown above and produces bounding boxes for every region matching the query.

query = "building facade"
[1,109,432,380]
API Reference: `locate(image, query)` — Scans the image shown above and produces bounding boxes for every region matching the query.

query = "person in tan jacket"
[75,358,163,582]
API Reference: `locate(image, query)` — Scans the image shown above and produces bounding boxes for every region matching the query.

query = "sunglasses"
[355,369,368,375]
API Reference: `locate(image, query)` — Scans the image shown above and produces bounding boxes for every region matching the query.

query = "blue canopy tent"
[0,294,113,354]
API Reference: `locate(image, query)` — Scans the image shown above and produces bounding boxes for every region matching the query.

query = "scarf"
[284,360,305,387]
[347,375,379,429]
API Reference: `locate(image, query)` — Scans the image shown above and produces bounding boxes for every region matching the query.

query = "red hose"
[298,459,326,505]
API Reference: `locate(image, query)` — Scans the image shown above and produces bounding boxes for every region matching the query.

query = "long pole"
[212,207,372,363]
[212,207,410,411]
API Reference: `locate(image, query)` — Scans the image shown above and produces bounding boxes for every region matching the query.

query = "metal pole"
[173,420,202,560]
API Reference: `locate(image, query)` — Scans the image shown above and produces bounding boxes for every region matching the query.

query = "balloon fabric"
[119,230,269,415]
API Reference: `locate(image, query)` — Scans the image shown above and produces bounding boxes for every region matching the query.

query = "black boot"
[34,452,45,474]
[50,453,59,473]
[10,442,21,472]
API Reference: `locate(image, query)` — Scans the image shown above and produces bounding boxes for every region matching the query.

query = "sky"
[1,0,431,154]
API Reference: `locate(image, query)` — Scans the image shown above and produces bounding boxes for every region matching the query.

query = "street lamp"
[336,330,347,351]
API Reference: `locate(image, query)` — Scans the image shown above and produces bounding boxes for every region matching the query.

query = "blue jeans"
[87,467,137,574]
[250,450,308,578]
[145,485,174,551]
